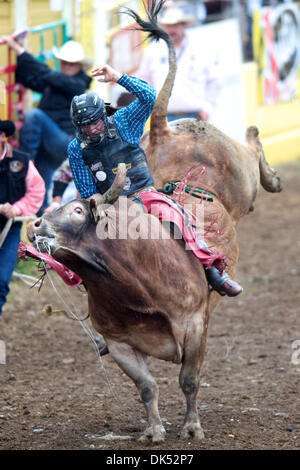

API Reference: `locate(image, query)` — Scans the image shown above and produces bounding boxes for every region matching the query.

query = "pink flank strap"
[18,242,82,287]
[138,190,227,273]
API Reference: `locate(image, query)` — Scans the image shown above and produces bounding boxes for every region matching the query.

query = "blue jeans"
[0,223,21,316]
[19,108,73,213]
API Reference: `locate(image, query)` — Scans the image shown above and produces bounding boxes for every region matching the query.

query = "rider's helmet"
[70,91,107,143]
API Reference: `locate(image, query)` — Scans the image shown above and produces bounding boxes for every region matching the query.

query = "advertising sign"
[253,3,300,104]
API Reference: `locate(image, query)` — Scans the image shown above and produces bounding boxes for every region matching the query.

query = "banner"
[253,3,300,105]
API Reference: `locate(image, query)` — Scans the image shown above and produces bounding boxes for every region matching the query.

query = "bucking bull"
[26,0,281,443]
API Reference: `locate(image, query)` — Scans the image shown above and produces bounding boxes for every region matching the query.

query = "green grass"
[14,258,40,277]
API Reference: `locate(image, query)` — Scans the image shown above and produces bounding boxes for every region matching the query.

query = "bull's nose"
[27,217,44,241]
[33,217,42,228]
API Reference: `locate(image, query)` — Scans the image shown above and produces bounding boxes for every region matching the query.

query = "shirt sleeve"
[16,52,91,96]
[113,74,156,146]
[68,138,97,198]
[12,161,46,216]
[16,52,50,92]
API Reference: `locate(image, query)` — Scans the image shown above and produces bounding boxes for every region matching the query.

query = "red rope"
[171,164,233,260]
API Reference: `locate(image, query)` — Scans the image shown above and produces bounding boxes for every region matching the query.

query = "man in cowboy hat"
[0,119,45,316]
[1,35,92,213]
[135,3,220,122]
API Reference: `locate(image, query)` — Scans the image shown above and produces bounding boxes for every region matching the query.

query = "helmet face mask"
[81,119,105,137]
[71,91,107,143]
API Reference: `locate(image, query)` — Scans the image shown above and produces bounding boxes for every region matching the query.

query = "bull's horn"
[90,163,127,220]
[103,162,127,205]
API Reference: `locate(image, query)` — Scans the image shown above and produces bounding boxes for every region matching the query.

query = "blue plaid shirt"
[68,74,156,198]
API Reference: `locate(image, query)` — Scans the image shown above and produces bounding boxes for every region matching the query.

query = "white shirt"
[135,34,221,116]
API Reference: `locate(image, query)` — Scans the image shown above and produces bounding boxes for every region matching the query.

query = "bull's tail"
[246,126,282,193]
[123,0,176,144]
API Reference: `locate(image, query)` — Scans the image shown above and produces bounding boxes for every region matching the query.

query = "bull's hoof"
[181,423,205,440]
[272,175,282,192]
[138,425,166,444]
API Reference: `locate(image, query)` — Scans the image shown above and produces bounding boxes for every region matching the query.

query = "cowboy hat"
[53,40,93,71]
[0,120,16,137]
[159,6,197,26]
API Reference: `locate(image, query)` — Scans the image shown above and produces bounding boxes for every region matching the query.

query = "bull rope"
[172,165,233,253]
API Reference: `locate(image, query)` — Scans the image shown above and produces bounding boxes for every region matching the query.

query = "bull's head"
[26,164,127,276]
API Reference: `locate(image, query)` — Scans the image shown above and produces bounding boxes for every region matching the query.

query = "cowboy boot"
[205,266,243,297]
[196,237,243,297]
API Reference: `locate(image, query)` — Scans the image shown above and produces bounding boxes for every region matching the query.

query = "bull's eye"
[68,204,85,225]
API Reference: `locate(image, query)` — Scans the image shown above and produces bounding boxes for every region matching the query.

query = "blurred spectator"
[43,158,76,213]
[164,0,207,24]
[0,119,45,316]
[1,35,92,213]
[135,4,221,122]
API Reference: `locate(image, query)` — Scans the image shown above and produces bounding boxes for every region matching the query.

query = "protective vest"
[0,149,29,230]
[81,116,154,196]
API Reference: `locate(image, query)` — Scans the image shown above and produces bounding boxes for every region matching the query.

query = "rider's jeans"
[0,224,21,316]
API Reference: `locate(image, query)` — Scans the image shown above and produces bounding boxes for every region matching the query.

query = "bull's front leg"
[106,340,166,443]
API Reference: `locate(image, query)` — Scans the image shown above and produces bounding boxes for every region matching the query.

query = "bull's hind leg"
[179,314,207,440]
[107,339,166,443]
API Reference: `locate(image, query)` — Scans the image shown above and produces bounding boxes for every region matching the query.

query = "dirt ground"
[0,160,299,452]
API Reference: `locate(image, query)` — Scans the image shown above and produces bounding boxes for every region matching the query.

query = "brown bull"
[27,0,281,443]
[27,164,216,442]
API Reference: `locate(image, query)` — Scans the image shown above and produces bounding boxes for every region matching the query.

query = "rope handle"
[0,210,37,249]
[158,182,216,201]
